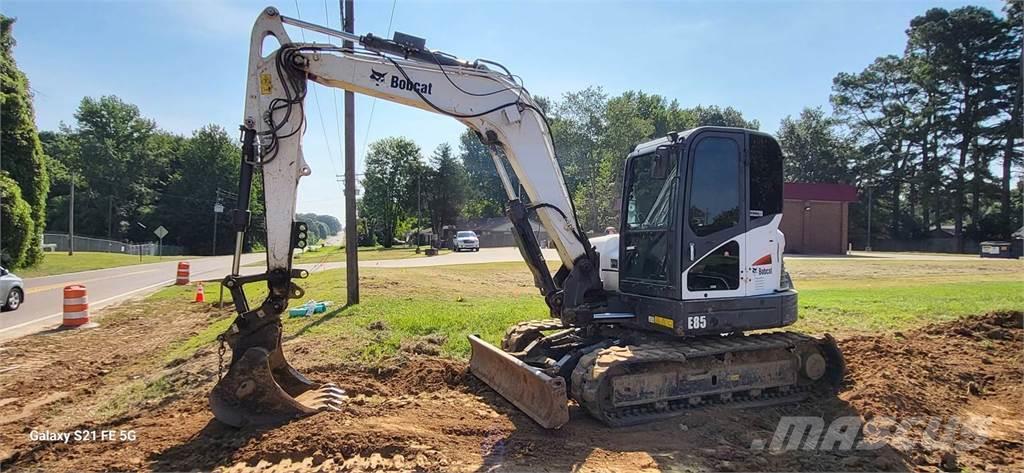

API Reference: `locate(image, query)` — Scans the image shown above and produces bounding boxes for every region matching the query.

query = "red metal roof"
[783,182,859,202]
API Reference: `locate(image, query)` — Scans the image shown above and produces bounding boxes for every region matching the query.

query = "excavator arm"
[238,8,602,317]
[211,7,603,428]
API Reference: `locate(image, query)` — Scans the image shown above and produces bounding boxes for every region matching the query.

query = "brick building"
[780,183,859,254]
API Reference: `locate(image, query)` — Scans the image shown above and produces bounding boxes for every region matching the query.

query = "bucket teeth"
[209,339,343,427]
[295,385,348,411]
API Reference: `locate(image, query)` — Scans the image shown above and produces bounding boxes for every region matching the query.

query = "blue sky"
[1,0,1006,219]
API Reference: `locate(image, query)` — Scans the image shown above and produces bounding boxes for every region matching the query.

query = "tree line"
[784,4,1022,250]
[39,96,273,258]
[2,4,1021,268]
[356,96,760,247]
[2,15,350,268]
[357,3,1022,251]
[35,94,341,259]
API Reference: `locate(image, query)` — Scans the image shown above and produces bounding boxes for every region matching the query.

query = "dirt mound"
[386,356,469,394]
[304,357,469,399]
[838,311,1023,471]
[841,311,1022,419]
[922,310,1022,339]
[398,334,447,356]
[3,312,1021,472]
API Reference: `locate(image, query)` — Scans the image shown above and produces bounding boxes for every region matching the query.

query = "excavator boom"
[211,7,600,428]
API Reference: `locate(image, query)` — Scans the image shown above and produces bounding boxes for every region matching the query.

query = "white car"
[1,266,24,311]
[453,231,480,252]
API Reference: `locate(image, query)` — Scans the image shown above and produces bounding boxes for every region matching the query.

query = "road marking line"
[26,269,158,295]
[0,279,176,335]
[20,254,263,283]
[27,281,83,294]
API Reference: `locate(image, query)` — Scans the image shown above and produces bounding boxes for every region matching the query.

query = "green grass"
[287,295,547,360]
[295,245,452,263]
[794,280,1024,334]
[157,258,1023,364]
[15,252,186,278]
[163,314,234,363]
[96,375,175,419]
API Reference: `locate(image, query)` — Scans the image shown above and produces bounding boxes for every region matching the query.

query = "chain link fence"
[42,233,186,256]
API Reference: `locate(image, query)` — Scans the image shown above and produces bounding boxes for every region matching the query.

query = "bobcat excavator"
[210,7,845,429]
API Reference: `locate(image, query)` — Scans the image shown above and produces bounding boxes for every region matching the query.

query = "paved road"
[787,250,996,261]
[0,254,264,341]
[356,247,989,268]
[359,247,560,268]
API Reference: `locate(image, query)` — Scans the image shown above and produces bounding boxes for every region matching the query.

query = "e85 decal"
[687,315,708,330]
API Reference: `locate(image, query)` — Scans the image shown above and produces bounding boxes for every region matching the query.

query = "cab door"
[618,147,681,299]
[681,130,747,300]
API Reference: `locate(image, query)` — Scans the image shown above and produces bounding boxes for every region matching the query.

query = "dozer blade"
[468,335,569,429]
[210,345,346,428]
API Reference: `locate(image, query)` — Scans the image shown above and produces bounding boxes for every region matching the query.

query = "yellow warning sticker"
[648,315,674,329]
[260,73,273,95]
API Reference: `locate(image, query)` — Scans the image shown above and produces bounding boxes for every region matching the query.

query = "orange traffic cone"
[194,282,205,303]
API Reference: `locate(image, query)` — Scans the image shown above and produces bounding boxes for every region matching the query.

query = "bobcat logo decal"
[370,69,387,84]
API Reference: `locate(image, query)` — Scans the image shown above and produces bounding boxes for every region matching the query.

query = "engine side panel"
[617,290,798,337]
[743,214,785,296]
[591,234,620,292]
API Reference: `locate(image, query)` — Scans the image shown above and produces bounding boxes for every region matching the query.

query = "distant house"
[926,227,956,239]
[403,226,436,247]
[457,216,550,248]
[1013,226,1024,258]
[780,182,859,255]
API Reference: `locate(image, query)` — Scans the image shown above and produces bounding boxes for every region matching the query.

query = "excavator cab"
[616,127,798,337]
[473,128,843,429]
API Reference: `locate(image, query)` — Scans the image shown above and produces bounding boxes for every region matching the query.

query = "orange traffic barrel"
[176,262,190,285]
[62,285,92,328]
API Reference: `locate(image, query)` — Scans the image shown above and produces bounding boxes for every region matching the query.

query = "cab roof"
[628,126,775,158]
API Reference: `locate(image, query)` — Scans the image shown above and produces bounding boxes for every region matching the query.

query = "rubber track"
[500,319,564,352]
[571,331,824,426]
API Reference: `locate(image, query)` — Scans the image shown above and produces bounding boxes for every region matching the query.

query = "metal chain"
[217,334,227,381]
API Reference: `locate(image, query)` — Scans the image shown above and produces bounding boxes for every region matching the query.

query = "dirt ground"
[1,304,1020,472]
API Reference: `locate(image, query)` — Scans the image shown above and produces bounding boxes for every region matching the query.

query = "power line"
[294,0,342,185]
[358,0,398,166]
[325,0,345,163]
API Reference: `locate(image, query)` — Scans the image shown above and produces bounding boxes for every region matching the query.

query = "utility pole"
[865,186,873,252]
[589,152,597,235]
[416,171,422,250]
[68,172,75,256]
[107,196,113,238]
[343,0,359,305]
[213,188,223,256]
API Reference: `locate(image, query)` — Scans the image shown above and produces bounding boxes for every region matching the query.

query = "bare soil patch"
[1,311,1020,472]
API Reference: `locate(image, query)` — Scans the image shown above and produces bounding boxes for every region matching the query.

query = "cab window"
[625,154,678,231]
[688,137,740,236]
[621,152,678,283]
[749,134,783,218]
